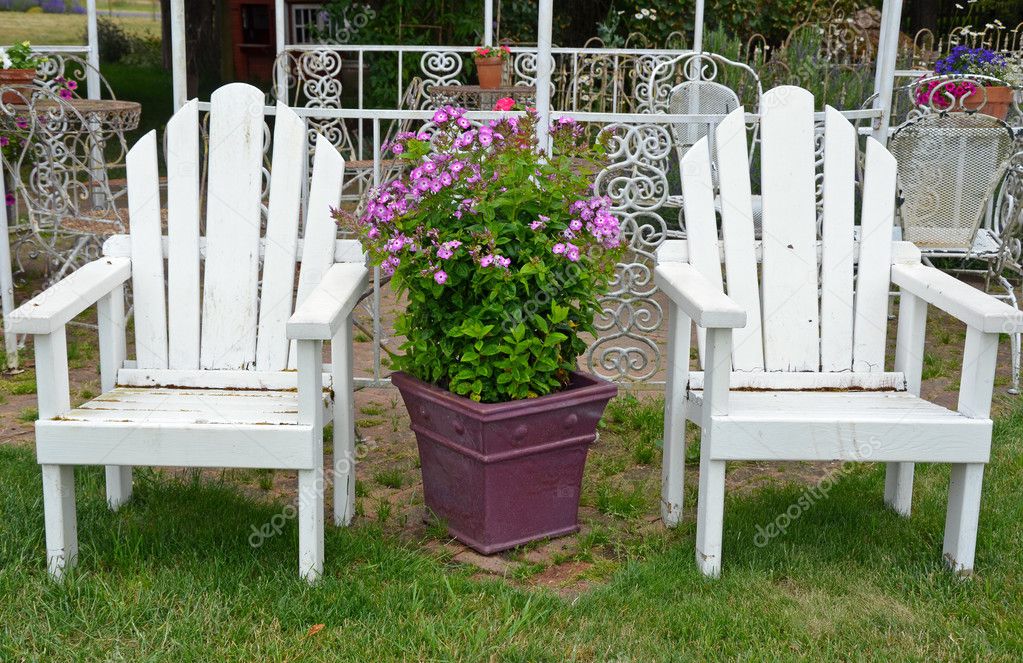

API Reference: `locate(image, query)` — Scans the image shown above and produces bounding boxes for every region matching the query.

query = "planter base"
[394,370,616,554]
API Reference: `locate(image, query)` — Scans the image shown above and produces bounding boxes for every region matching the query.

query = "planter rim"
[473,56,505,64]
[391,370,617,421]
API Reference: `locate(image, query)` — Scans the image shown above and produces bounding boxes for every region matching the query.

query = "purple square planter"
[392,370,617,554]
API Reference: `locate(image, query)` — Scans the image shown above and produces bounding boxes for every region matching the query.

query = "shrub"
[94,18,134,64]
[346,108,624,403]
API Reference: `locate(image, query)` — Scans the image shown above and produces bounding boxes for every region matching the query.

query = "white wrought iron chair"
[10,83,368,582]
[888,110,1021,391]
[657,85,1022,578]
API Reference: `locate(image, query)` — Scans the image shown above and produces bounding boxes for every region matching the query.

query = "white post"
[85,0,100,99]
[170,0,187,110]
[274,0,288,102]
[484,0,494,46]
[870,0,904,145]
[692,0,705,52]
[0,175,17,370]
[535,0,553,151]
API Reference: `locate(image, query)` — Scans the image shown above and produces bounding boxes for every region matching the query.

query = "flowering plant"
[933,45,1012,85]
[913,78,979,109]
[346,107,623,403]
[473,45,512,61]
[0,42,44,70]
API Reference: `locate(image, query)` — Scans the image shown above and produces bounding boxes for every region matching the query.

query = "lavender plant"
[343,108,623,403]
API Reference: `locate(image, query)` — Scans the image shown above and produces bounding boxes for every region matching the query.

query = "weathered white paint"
[8,258,130,335]
[117,367,334,390]
[296,339,324,582]
[695,327,729,577]
[37,421,319,469]
[256,103,308,371]
[287,264,369,340]
[820,106,856,372]
[127,131,169,369]
[653,263,745,329]
[103,235,366,264]
[22,83,365,581]
[892,263,1023,333]
[200,84,266,370]
[654,238,921,266]
[852,137,898,372]
[289,135,344,367]
[715,108,763,371]
[759,86,819,371]
[166,99,202,370]
[331,318,357,526]
[680,137,724,362]
[41,464,77,580]
[97,285,132,509]
[657,85,1005,578]
[686,371,906,392]
[660,302,690,527]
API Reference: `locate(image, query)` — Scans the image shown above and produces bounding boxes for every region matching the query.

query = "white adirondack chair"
[657,85,1023,578]
[9,83,368,582]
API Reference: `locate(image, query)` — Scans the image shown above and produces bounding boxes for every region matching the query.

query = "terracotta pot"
[0,68,36,105]
[962,85,1014,121]
[474,57,504,89]
[392,370,617,554]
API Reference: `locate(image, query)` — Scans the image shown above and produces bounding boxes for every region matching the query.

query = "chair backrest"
[888,112,1014,250]
[667,80,741,161]
[117,82,354,373]
[680,85,897,373]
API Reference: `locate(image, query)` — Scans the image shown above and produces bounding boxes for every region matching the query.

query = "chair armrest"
[8,257,131,335]
[891,263,1023,334]
[654,262,746,329]
[287,263,369,341]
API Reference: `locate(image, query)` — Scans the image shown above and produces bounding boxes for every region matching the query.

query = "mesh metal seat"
[889,112,1015,252]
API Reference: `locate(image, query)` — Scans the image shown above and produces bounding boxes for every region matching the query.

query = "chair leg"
[298,467,324,583]
[695,445,726,578]
[41,464,78,580]
[943,463,985,576]
[105,466,133,510]
[883,462,914,517]
[1010,332,1020,396]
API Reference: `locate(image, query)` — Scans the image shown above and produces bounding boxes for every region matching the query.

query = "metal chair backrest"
[889,112,1015,251]
[667,80,741,162]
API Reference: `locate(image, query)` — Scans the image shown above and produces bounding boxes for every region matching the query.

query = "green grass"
[0,12,159,45]
[2,403,1023,658]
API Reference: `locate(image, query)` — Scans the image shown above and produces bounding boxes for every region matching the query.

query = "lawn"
[1,362,1022,658]
[0,12,159,45]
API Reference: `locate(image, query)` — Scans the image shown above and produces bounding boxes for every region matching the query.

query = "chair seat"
[36,387,332,470]
[686,388,991,463]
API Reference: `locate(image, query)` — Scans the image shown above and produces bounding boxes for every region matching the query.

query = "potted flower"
[0,42,43,105]
[473,45,511,89]
[921,45,1020,120]
[345,107,621,553]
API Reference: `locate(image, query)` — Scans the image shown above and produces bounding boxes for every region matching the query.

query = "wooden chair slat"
[820,106,857,372]
[165,99,201,370]
[200,83,266,370]
[126,131,168,369]
[715,107,764,371]
[680,137,723,367]
[288,135,344,369]
[759,86,820,371]
[853,137,898,372]
[256,103,308,371]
